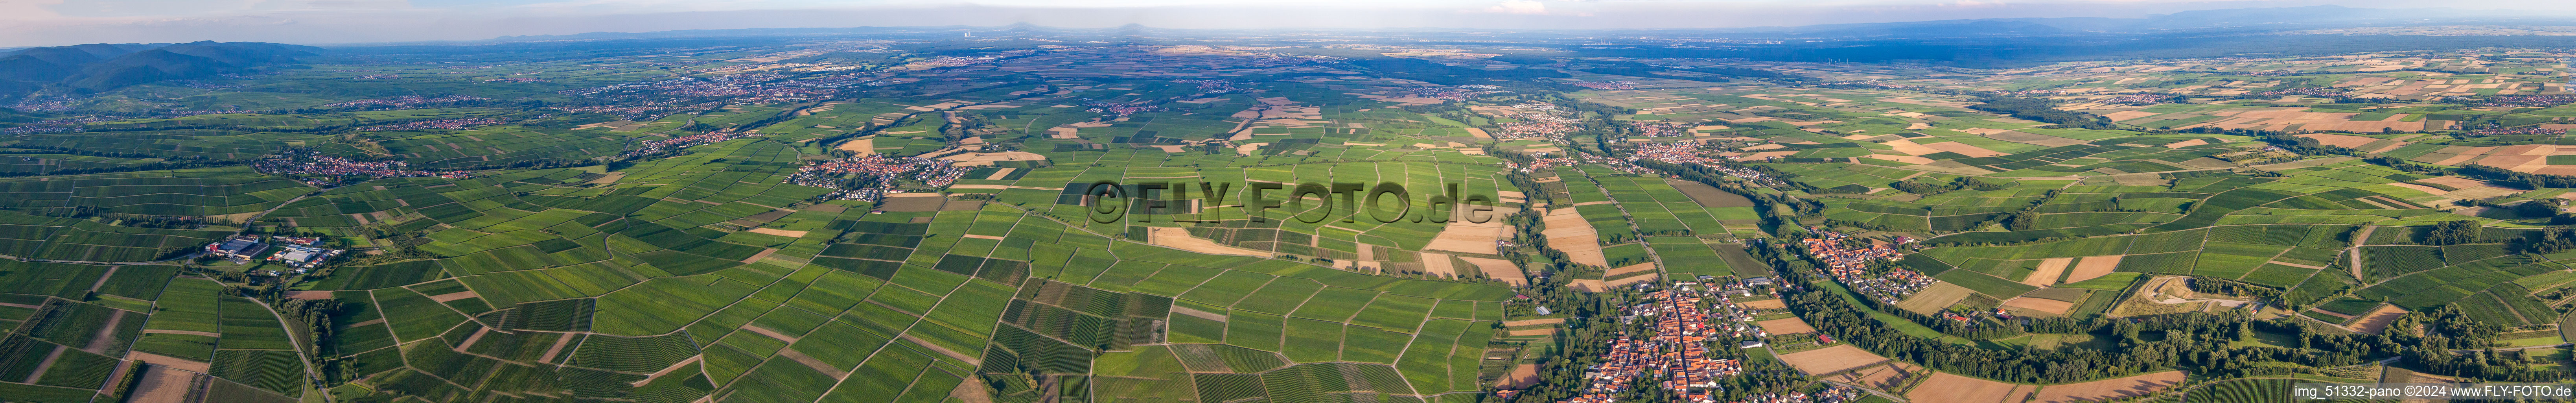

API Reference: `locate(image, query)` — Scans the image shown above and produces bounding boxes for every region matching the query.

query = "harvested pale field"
[2447,185,2525,201]
[2064,255,2122,283]
[1832,362,1920,392]
[746,228,809,238]
[2103,111,2164,121]
[1465,128,1492,138]
[2024,258,2073,286]
[1416,252,1459,277]
[1894,282,1973,314]
[1885,139,1944,155]
[2160,139,2210,148]
[2388,182,2452,196]
[1863,154,1937,165]
[1778,344,1889,375]
[1605,263,1657,278]
[1568,279,1607,292]
[2348,304,2408,335]
[2430,148,2494,166]
[2296,133,2391,148]
[127,351,211,373]
[1918,141,2008,157]
[127,365,196,403]
[940,151,1049,166]
[2174,157,2239,169]
[1908,372,2034,403]
[2032,371,2184,403]
[1740,299,1788,309]
[1541,207,1609,267]
[1502,318,1566,327]
[834,137,876,155]
[1461,256,1525,286]
[1147,227,1269,257]
[1740,143,1788,151]
[1757,317,1816,335]
[1606,272,1658,287]
[2002,296,2077,315]
[1741,151,1797,160]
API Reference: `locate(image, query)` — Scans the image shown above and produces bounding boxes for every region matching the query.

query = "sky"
[1,0,2569,47]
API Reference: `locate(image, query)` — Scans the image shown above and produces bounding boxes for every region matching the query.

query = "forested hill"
[0,41,319,101]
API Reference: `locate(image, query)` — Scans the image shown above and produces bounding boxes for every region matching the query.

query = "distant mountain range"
[0,41,319,102]
[461,6,2574,43]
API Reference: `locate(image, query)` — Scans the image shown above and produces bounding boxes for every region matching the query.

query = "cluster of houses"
[2463,94,2576,107]
[203,235,344,273]
[1729,386,1866,403]
[1557,285,1765,403]
[2250,87,2346,98]
[2463,123,2569,137]
[1629,142,1727,166]
[1497,112,1581,139]
[1504,154,1579,174]
[1628,121,1696,137]
[786,155,972,202]
[1572,81,1637,91]
[617,128,768,159]
[1798,229,1932,305]
[253,152,468,186]
[357,118,507,131]
[322,94,490,109]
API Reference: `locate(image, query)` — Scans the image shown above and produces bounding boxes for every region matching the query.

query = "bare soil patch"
[1496,363,1541,388]
[2348,304,2409,335]
[1907,372,2034,403]
[127,351,211,373]
[1424,216,1509,255]
[1740,299,1787,309]
[2002,296,2077,315]
[740,324,801,343]
[1757,318,1816,335]
[1777,344,1888,375]
[2024,258,2073,286]
[1540,207,1609,267]
[938,151,1048,166]
[126,365,197,403]
[1460,256,1524,286]
[1832,362,1920,393]
[1502,318,1566,327]
[1416,252,1458,277]
[1147,227,1270,257]
[834,137,876,155]
[2032,371,2185,403]
[2064,255,2123,283]
[2295,133,2388,148]
[426,291,479,303]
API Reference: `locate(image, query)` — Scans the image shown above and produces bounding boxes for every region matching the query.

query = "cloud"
[1484,0,1550,15]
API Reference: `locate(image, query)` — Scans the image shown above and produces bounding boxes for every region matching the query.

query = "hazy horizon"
[5,0,2574,48]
